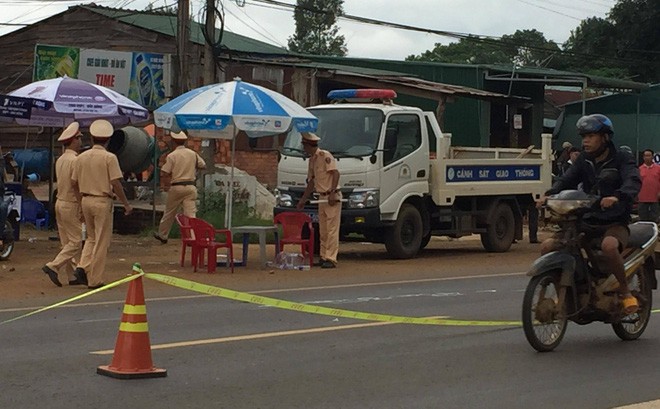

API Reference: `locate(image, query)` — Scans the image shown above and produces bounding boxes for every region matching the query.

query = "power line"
[247,0,653,66]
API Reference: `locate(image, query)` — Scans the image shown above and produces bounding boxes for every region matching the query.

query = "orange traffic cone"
[97,274,167,379]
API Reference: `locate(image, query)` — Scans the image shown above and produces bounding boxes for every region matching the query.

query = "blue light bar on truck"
[327,89,397,100]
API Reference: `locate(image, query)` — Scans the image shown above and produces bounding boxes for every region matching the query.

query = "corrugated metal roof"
[330,72,528,103]
[482,64,648,91]
[81,5,288,55]
[299,55,649,92]
[224,55,525,103]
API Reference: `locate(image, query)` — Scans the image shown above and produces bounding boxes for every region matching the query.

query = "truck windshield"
[282,108,384,157]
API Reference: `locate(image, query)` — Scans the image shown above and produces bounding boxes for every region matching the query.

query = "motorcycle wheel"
[612,266,653,341]
[0,220,14,261]
[522,271,567,352]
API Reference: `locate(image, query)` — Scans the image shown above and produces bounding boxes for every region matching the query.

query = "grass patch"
[142,189,276,243]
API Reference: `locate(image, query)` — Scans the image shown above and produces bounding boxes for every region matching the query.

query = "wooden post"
[177,0,190,94]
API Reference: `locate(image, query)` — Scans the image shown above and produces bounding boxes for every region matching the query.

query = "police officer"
[42,122,85,287]
[71,119,132,289]
[153,130,206,244]
[296,132,341,268]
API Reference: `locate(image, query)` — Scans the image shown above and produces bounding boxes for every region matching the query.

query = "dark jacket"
[546,145,641,224]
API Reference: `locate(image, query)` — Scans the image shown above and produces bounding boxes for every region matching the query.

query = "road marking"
[91,322,398,354]
[613,399,660,408]
[91,318,450,355]
[0,272,526,313]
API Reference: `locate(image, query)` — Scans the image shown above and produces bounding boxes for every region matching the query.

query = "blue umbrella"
[154,78,317,136]
[154,78,318,228]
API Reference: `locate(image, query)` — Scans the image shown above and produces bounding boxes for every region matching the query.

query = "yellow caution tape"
[0,273,143,326]
[141,270,522,327]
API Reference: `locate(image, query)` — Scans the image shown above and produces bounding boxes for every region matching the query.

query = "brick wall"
[157,134,280,190]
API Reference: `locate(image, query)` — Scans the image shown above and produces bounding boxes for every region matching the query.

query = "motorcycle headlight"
[348,190,379,209]
[275,189,294,207]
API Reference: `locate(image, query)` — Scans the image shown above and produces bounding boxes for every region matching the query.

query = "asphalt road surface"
[2,266,659,409]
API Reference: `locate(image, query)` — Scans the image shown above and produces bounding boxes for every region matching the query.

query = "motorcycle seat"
[627,222,657,249]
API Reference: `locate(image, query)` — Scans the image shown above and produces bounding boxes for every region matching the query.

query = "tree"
[563,17,628,79]
[287,0,347,56]
[406,36,509,64]
[608,0,660,82]
[407,30,563,69]
[500,30,563,68]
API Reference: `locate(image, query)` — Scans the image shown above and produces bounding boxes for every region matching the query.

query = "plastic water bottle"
[273,252,309,270]
[288,253,306,270]
[293,265,311,271]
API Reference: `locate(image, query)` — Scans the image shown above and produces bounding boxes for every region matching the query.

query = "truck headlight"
[348,190,379,209]
[275,189,294,207]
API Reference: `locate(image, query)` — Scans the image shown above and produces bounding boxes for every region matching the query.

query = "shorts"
[545,223,630,252]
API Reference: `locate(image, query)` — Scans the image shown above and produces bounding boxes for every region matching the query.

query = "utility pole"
[203,0,215,85]
[177,0,190,94]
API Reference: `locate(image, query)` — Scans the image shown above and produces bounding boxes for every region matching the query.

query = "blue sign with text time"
[446,165,541,182]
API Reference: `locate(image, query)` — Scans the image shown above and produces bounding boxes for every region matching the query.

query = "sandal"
[620,293,639,315]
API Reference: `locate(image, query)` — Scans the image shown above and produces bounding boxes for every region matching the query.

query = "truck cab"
[275,90,429,229]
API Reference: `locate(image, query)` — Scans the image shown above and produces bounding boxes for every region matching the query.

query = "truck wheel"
[419,231,432,251]
[385,204,422,259]
[480,203,514,252]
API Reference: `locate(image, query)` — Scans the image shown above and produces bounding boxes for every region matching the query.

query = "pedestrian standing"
[555,141,573,177]
[638,148,660,222]
[527,203,539,244]
[296,132,341,268]
[71,119,132,289]
[153,131,206,244]
[42,122,86,287]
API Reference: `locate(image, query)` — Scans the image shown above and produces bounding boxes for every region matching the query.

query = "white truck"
[274,89,553,259]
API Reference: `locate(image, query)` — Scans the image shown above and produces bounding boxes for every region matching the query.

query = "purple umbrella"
[6,76,149,127]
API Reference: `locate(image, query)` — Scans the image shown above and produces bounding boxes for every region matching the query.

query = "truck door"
[379,113,428,214]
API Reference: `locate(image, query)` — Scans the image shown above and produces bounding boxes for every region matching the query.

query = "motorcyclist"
[537,114,642,314]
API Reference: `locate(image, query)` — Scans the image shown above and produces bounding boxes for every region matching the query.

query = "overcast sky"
[1,0,613,60]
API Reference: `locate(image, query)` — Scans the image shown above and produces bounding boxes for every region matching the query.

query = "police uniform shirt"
[72,145,123,197]
[308,149,338,194]
[56,149,78,202]
[162,146,206,183]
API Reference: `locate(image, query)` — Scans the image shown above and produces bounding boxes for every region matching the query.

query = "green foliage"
[407,1,660,82]
[287,0,347,56]
[407,30,563,69]
[197,190,277,244]
[144,189,275,243]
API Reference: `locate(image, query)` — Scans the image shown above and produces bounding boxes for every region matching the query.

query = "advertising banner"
[0,95,33,119]
[33,44,170,111]
[33,45,80,80]
[128,52,167,110]
[78,49,132,95]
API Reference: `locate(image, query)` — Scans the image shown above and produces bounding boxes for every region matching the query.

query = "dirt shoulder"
[0,226,547,307]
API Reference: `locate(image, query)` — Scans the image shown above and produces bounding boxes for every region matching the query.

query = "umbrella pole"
[226,131,237,230]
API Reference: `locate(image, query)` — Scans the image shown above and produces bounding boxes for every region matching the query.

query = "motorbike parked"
[0,189,17,261]
[522,190,657,352]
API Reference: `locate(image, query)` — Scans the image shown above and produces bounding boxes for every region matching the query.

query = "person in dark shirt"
[537,114,641,314]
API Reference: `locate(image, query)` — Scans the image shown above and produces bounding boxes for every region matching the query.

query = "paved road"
[1,269,659,409]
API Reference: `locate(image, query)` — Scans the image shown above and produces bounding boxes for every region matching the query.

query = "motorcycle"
[0,189,17,261]
[522,190,658,352]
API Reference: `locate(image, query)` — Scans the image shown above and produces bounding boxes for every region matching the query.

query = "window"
[383,114,421,166]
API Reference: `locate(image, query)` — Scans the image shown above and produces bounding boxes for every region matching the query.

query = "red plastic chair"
[175,213,196,267]
[274,212,314,268]
[189,217,234,273]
